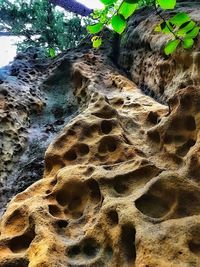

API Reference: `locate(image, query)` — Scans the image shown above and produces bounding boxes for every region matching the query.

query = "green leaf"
[182,38,194,49]
[179,21,194,30]
[169,12,190,27]
[118,1,138,19]
[164,39,180,55]
[185,26,200,39]
[49,48,56,58]
[177,21,196,37]
[123,0,139,3]
[91,36,102,48]
[100,0,117,5]
[160,21,173,34]
[155,21,174,34]
[111,14,127,34]
[157,0,176,9]
[87,23,103,34]
[155,24,162,32]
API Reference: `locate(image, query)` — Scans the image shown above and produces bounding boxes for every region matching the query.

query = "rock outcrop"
[1,1,200,266]
[0,49,78,215]
[119,2,200,104]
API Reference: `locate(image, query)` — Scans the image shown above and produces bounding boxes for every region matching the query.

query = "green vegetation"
[87,0,200,54]
[0,0,89,57]
[0,0,199,57]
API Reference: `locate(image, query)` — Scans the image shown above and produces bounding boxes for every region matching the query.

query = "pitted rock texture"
[1,45,200,267]
[119,1,200,105]
[0,49,79,215]
[1,3,200,266]
[0,55,43,182]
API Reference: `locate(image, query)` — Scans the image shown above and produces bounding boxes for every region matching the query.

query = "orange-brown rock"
[1,2,200,266]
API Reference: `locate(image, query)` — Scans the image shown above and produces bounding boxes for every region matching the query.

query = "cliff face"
[0,49,78,215]
[0,2,200,267]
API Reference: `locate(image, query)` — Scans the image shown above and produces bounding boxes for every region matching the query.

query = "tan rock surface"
[119,2,200,104]
[1,3,200,266]
[0,50,199,266]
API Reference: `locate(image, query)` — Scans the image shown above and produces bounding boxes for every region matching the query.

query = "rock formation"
[0,2,200,266]
[0,48,78,215]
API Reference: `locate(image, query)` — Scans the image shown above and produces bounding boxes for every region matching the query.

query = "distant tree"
[0,0,90,57]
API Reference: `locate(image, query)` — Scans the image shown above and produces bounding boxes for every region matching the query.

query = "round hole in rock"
[84,166,95,176]
[180,95,192,109]
[147,130,160,143]
[176,139,196,157]
[86,178,101,202]
[98,136,118,154]
[135,192,173,219]
[68,196,82,210]
[107,210,119,224]
[49,205,62,217]
[188,241,200,256]
[108,142,117,152]
[101,120,113,134]
[82,238,100,258]
[114,99,124,106]
[163,134,173,144]
[184,115,196,131]
[50,178,58,186]
[92,105,116,119]
[67,129,76,136]
[68,245,81,257]
[98,144,106,154]
[8,229,35,253]
[113,181,128,194]
[79,144,90,156]
[170,117,183,130]
[147,111,158,124]
[64,150,77,161]
[103,166,113,170]
[56,190,69,206]
[4,208,27,234]
[57,220,68,228]
[120,224,136,261]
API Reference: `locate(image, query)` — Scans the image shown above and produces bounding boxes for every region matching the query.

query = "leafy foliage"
[156,11,199,54]
[87,0,200,55]
[0,0,199,57]
[91,36,102,48]
[0,0,89,57]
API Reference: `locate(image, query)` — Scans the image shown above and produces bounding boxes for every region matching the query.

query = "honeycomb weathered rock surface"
[1,2,200,266]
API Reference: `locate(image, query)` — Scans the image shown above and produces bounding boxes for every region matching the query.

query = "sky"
[78,0,103,9]
[0,0,104,68]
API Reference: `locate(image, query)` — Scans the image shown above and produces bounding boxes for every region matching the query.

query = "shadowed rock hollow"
[0,2,200,266]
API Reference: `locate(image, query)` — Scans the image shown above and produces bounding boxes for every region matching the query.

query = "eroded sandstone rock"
[0,48,200,266]
[119,2,200,104]
[1,2,200,266]
[0,49,78,215]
